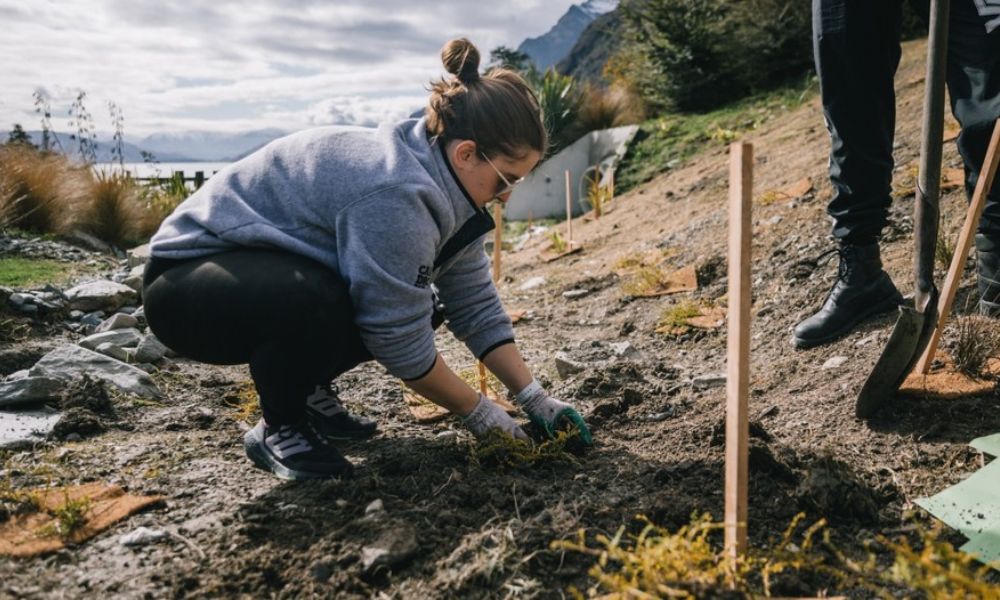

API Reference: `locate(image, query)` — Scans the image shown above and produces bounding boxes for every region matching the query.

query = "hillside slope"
[1,39,996,598]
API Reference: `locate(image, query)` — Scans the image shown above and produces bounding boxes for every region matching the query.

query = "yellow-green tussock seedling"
[37,491,91,540]
[548,229,568,254]
[222,381,261,424]
[553,513,998,599]
[472,429,581,470]
[954,314,1000,377]
[656,300,704,336]
[621,266,674,296]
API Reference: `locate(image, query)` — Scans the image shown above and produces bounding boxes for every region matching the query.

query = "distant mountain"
[22,130,195,162]
[517,0,618,71]
[137,128,287,162]
[556,8,624,84]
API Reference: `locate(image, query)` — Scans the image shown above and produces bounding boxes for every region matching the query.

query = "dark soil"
[0,39,998,598]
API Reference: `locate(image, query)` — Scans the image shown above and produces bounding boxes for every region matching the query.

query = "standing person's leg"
[143,249,373,479]
[793,0,905,348]
[946,0,1000,314]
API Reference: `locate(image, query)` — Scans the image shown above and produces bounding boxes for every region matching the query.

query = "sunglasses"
[481,153,526,199]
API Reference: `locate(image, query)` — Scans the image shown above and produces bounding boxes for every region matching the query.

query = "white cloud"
[0,0,582,136]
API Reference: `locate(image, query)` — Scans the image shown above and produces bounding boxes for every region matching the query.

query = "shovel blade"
[855,290,939,418]
[855,305,925,418]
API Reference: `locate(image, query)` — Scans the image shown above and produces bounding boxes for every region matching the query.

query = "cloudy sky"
[0,0,581,137]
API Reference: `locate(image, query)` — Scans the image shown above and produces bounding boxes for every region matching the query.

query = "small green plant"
[472,429,580,470]
[656,300,704,336]
[40,492,91,539]
[529,69,583,156]
[954,314,1000,377]
[548,229,568,254]
[935,224,955,272]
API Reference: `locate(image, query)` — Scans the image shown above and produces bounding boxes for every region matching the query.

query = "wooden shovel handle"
[915,118,1000,374]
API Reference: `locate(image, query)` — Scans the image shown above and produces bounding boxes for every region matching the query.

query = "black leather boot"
[793,243,903,349]
[976,233,1000,317]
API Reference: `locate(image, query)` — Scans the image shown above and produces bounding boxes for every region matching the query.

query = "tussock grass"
[73,172,149,248]
[554,513,998,599]
[656,300,703,335]
[954,315,1000,377]
[548,230,568,254]
[472,429,580,470]
[0,145,88,233]
[577,84,645,133]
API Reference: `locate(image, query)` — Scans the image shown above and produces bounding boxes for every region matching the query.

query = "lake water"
[94,162,231,179]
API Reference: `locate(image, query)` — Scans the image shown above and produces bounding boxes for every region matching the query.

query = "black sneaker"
[304,383,378,441]
[243,419,353,480]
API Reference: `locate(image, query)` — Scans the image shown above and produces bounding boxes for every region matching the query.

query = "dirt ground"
[2,39,999,598]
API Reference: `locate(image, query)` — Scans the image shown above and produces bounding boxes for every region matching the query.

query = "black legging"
[143,249,382,426]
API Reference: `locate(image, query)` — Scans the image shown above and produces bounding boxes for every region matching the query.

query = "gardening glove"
[515,379,593,445]
[463,394,529,441]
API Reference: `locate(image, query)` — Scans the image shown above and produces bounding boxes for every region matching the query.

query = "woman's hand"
[462,394,529,440]
[515,380,593,445]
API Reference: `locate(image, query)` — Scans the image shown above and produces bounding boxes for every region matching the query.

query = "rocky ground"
[2,39,999,598]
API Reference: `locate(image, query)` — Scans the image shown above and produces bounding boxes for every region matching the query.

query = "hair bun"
[441,38,481,84]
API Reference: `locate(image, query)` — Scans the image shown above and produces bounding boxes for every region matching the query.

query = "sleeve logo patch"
[414,265,432,288]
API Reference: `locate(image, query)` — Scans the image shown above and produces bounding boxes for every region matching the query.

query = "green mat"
[916,459,1000,566]
[971,433,1000,457]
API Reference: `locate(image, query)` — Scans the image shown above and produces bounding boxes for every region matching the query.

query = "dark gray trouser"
[143,249,444,427]
[814,0,1000,245]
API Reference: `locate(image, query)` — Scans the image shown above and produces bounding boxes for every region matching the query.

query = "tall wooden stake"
[565,169,573,247]
[915,118,1000,373]
[725,142,752,560]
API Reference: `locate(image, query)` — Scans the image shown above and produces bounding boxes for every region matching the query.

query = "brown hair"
[426,38,547,160]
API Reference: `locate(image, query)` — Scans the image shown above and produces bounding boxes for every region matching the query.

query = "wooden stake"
[477,362,488,396]
[915,119,1000,373]
[594,168,602,219]
[725,142,752,560]
[565,169,573,247]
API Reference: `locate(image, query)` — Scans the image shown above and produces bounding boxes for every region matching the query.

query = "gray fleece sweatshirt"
[149,118,514,380]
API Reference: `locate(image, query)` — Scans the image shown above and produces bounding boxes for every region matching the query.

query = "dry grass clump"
[0,145,89,233]
[954,314,1000,377]
[576,84,645,133]
[0,144,184,247]
[554,513,998,599]
[73,172,151,247]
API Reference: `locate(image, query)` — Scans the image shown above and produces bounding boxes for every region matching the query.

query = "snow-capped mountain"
[517,0,619,71]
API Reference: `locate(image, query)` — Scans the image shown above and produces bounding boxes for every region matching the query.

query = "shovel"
[855,0,950,418]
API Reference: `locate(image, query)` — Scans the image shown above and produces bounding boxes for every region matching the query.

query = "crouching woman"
[142,38,592,480]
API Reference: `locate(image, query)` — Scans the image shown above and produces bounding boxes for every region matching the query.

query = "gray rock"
[134,335,168,364]
[123,264,145,295]
[692,374,727,390]
[822,356,848,370]
[64,281,138,312]
[79,328,144,351]
[518,276,547,291]
[610,341,638,357]
[132,306,145,322]
[127,243,151,269]
[562,288,590,300]
[0,376,66,408]
[117,305,137,315]
[6,370,30,381]
[80,312,105,327]
[555,352,585,379]
[28,344,162,400]
[95,342,136,363]
[361,522,418,575]
[69,310,85,320]
[8,292,31,306]
[15,304,38,314]
[120,526,168,547]
[94,313,140,334]
[0,286,11,304]
[364,499,385,516]
[0,408,62,449]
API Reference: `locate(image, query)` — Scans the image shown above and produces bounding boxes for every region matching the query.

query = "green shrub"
[530,69,584,155]
[617,0,812,112]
